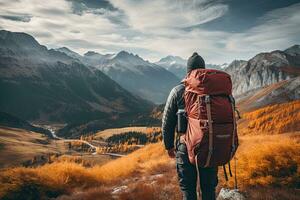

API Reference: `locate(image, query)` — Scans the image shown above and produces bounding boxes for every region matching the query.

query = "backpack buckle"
[229,95,235,104]
[205,95,210,103]
[231,144,236,152]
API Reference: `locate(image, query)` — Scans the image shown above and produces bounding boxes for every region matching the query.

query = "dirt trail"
[49,127,124,157]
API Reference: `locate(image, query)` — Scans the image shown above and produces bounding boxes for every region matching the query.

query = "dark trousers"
[176,141,218,200]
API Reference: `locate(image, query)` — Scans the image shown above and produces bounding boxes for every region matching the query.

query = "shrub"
[0,162,100,199]
[224,135,300,189]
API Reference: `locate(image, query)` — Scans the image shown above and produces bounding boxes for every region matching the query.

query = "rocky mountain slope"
[155,55,187,79]
[57,48,180,104]
[97,51,180,104]
[237,77,300,112]
[225,45,300,96]
[153,46,300,116]
[0,30,152,124]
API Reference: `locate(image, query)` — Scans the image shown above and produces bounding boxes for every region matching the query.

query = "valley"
[0,30,299,200]
[0,126,118,168]
[0,123,161,169]
[1,126,299,200]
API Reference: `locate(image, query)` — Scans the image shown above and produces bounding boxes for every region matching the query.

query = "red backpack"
[183,68,239,168]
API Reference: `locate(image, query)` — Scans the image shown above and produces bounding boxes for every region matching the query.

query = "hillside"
[0,126,61,168]
[238,100,300,135]
[94,126,160,140]
[0,30,152,124]
[1,131,299,199]
[225,45,300,96]
[237,77,300,112]
[0,112,52,137]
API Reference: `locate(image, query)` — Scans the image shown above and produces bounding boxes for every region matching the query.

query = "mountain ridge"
[56,48,180,104]
[0,30,152,125]
[225,45,300,96]
[156,55,228,79]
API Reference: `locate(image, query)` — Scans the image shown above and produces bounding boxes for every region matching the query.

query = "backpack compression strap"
[229,95,238,189]
[229,95,237,157]
[204,95,213,167]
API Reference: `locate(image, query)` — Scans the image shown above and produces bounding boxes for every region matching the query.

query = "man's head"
[187,52,205,73]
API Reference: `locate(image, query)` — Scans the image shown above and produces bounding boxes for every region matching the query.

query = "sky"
[0,0,300,64]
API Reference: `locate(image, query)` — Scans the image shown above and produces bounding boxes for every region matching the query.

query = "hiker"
[162,52,238,200]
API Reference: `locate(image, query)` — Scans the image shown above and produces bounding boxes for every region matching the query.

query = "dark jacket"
[162,84,185,150]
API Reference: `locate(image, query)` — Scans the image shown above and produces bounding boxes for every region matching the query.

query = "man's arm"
[162,87,179,151]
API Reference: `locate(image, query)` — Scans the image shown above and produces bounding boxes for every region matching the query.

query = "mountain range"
[0,30,152,124]
[0,29,299,137]
[56,48,180,104]
[155,55,228,79]
[225,45,300,97]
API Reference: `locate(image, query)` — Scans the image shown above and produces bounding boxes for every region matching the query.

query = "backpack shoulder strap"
[204,95,213,167]
[177,84,185,110]
[229,95,237,156]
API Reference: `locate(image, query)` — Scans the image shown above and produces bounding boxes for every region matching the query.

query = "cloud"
[0,13,32,22]
[0,0,119,51]
[225,3,300,59]
[109,0,228,30]
[0,0,299,64]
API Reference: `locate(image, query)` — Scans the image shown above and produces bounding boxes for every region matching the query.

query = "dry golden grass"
[91,142,172,182]
[0,142,172,199]
[52,154,113,167]
[118,175,182,200]
[1,133,299,199]
[94,126,161,140]
[223,133,300,189]
[58,186,114,200]
[0,127,66,168]
[0,162,100,199]
[238,100,300,135]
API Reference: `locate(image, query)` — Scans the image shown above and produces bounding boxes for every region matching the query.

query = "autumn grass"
[1,134,299,199]
[223,134,300,189]
[0,142,171,199]
[239,100,300,135]
[1,126,300,200]
[0,162,99,199]
[91,142,171,182]
[0,127,66,168]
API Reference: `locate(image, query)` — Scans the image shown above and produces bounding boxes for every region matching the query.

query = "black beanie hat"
[187,52,205,73]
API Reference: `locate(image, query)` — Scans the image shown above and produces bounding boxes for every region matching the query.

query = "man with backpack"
[162,53,238,200]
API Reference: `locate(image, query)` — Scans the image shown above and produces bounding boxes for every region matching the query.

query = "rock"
[149,173,164,181]
[225,46,300,97]
[111,185,128,194]
[217,188,246,200]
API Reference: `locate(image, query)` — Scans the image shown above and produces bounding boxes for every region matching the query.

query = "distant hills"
[155,55,228,79]
[56,48,180,104]
[0,30,152,124]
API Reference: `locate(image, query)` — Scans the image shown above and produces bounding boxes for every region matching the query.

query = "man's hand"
[167,148,176,158]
